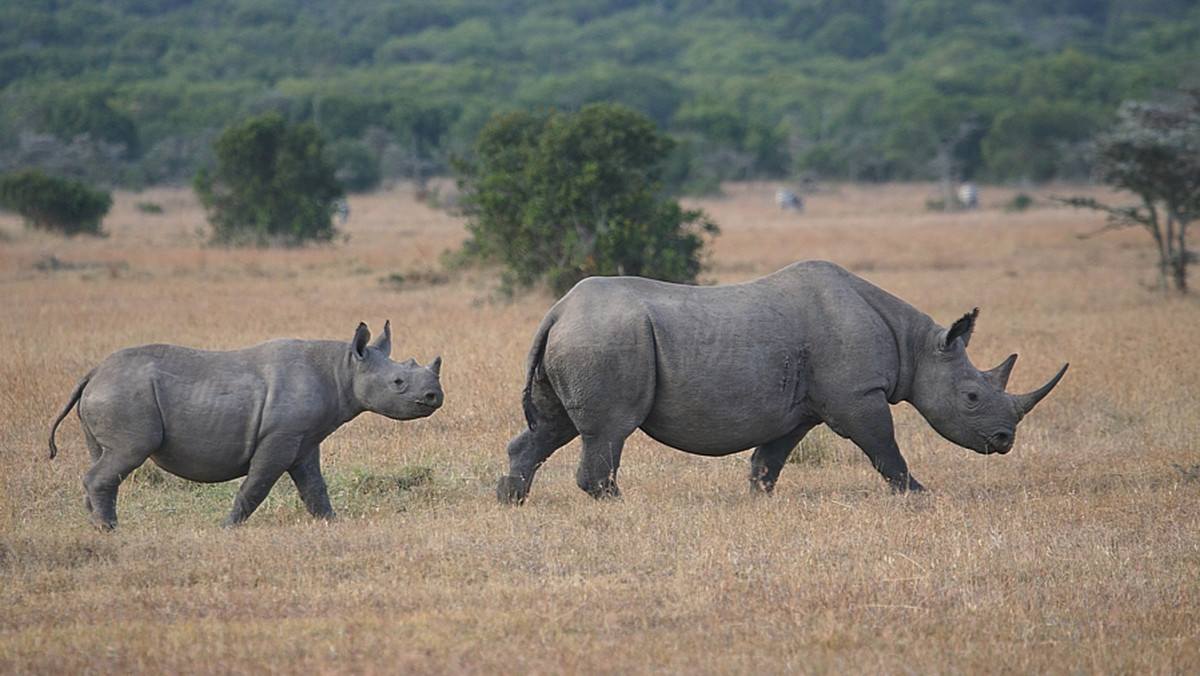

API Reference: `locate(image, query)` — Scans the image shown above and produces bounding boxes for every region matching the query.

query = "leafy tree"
[0,169,111,236]
[1063,91,1200,293]
[313,94,391,140]
[454,103,718,295]
[387,99,460,187]
[811,13,885,59]
[983,100,1101,182]
[193,113,344,247]
[36,86,141,158]
[325,138,381,193]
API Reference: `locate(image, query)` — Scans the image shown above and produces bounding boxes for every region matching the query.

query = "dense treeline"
[1,0,1197,191]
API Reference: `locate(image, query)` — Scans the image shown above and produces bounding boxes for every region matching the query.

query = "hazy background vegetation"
[2,0,1198,192]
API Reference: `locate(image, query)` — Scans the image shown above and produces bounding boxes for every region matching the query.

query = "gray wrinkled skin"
[49,322,444,530]
[498,261,1067,503]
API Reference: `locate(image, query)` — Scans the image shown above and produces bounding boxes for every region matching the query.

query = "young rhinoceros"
[49,321,443,530]
[497,260,1068,504]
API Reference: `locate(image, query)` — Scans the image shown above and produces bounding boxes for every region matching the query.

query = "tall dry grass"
[1,182,1197,674]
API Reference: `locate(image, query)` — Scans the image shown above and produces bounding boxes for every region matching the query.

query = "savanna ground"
[1,181,1197,674]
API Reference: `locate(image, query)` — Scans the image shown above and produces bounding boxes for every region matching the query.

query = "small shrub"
[380,267,449,289]
[1005,193,1033,212]
[0,169,111,236]
[135,201,164,214]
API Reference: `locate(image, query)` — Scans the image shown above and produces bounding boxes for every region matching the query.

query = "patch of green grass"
[122,463,441,524]
[789,425,843,467]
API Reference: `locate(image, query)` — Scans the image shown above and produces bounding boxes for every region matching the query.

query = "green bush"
[454,103,718,295]
[0,170,111,236]
[194,113,344,247]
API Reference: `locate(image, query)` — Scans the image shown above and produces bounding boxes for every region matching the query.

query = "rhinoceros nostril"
[991,431,1012,453]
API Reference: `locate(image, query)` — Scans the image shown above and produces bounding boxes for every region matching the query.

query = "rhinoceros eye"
[963,389,982,409]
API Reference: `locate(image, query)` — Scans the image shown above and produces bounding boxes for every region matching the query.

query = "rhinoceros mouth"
[980,430,1014,455]
[414,393,446,410]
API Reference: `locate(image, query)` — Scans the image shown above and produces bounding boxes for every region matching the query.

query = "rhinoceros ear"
[352,322,371,361]
[428,355,442,377]
[371,320,392,358]
[941,308,979,351]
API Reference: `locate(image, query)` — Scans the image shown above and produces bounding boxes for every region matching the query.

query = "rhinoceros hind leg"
[749,424,815,493]
[498,413,579,505]
[81,445,150,531]
[81,469,126,531]
[576,434,625,499]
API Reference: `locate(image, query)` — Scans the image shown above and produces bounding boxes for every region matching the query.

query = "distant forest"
[2,0,1198,192]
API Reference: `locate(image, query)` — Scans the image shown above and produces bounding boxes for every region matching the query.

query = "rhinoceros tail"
[48,374,89,460]
[522,313,556,431]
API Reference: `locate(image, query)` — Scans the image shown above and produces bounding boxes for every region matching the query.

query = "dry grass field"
[1,181,1197,674]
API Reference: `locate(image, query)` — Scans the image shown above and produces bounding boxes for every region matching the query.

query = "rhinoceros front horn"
[1013,363,1069,418]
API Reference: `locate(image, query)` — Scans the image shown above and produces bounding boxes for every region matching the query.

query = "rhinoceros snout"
[985,430,1014,455]
[421,389,444,409]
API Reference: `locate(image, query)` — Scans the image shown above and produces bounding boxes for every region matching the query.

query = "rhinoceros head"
[350,321,444,420]
[913,309,1067,455]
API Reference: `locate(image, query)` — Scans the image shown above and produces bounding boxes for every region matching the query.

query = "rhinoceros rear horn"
[1013,363,1069,418]
[984,353,1019,390]
[372,320,392,358]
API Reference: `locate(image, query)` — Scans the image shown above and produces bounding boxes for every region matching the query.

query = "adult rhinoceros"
[49,321,444,530]
[497,261,1067,503]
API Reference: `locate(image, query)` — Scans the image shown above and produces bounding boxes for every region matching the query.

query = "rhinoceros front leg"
[497,417,579,505]
[837,390,925,493]
[222,437,297,527]
[749,423,816,493]
[288,449,335,521]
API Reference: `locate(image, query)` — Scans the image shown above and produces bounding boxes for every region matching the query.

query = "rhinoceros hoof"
[890,476,927,494]
[496,476,527,505]
[89,514,116,532]
[750,479,777,494]
[586,482,621,500]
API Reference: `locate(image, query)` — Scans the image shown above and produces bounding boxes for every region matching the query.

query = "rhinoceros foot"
[89,513,117,532]
[888,475,927,494]
[581,479,621,500]
[497,475,528,505]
